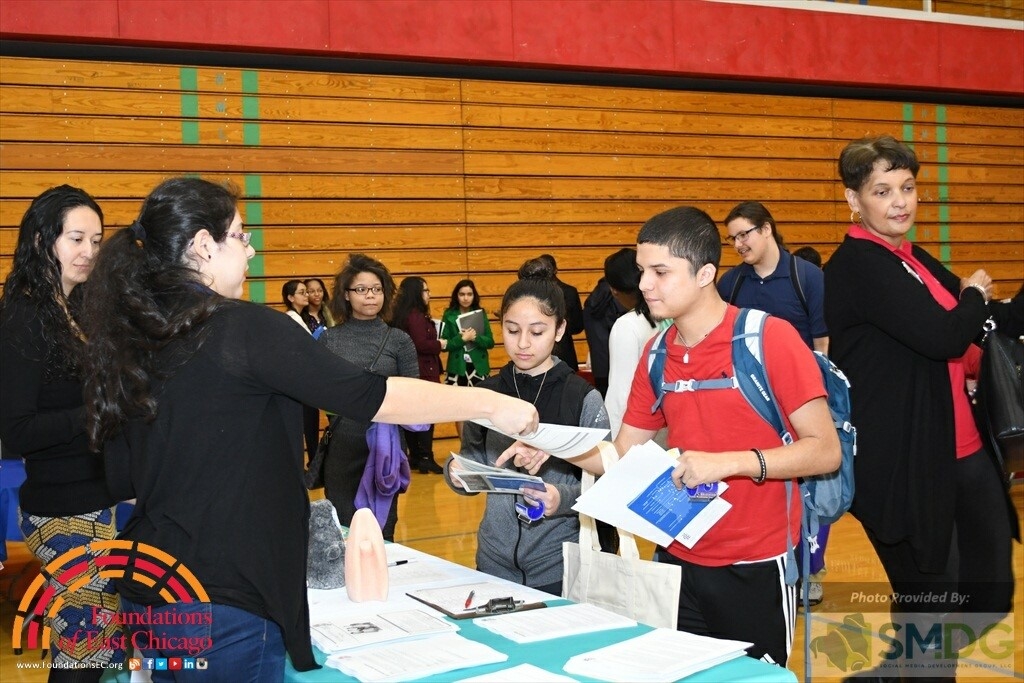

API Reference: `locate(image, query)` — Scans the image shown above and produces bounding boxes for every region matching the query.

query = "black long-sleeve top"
[105,299,387,671]
[824,234,989,572]
[0,295,116,516]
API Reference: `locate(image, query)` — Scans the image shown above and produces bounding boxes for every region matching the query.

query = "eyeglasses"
[347,285,383,296]
[723,225,763,245]
[227,231,252,247]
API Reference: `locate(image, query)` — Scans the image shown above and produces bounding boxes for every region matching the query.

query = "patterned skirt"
[19,507,127,668]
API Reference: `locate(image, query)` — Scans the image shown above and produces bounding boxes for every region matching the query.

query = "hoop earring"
[850,210,861,224]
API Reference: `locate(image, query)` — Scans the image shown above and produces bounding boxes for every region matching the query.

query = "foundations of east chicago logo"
[12,540,210,664]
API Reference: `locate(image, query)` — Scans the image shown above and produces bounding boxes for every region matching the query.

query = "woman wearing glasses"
[319,254,420,539]
[80,179,538,679]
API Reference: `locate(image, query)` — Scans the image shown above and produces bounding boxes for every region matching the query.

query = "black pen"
[387,560,410,567]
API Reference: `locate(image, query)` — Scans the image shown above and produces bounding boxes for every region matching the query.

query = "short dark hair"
[603,247,653,326]
[839,135,920,191]
[637,206,721,275]
[793,246,823,269]
[724,201,785,248]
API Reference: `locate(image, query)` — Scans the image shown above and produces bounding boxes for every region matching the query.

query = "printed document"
[326,633,507,682]
[448,453,547,494]
[562,628,751,682]
[572,441,731,547]
[473,603,636,644]
[310,608,456,653]
[471,419,608,459]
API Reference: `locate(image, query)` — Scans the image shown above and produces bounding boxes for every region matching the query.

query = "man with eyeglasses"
[718,202,828,355]
[718,201,830,608]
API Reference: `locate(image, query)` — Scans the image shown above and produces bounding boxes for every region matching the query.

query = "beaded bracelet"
[751,448,767,484]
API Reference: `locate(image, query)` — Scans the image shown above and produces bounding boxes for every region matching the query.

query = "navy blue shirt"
[717,250,827,350]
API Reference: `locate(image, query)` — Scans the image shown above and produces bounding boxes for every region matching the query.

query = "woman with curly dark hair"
[0,185,125,680]
[79,178,538,678]
[319,255,422,535]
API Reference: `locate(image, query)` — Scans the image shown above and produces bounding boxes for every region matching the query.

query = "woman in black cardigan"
[825,136,1016,674]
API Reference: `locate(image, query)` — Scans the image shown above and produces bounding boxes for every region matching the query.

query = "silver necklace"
[678,306,728,364]
[513,369,549,405]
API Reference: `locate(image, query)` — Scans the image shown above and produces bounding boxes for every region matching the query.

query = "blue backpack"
[647,308,856,586]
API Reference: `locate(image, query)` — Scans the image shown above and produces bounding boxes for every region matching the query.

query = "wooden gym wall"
[1,55,1022,376]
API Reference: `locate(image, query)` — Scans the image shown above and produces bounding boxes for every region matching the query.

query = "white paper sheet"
[310,608,456,653]
[473,603,636,644]
[571,441,731,548]
[325,633,508,682]
[471,419,608,459]
[562,628,751,682]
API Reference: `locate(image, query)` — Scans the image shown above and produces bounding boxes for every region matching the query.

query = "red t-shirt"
[622,306,826,566]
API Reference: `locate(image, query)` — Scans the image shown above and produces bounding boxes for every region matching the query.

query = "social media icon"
[155,658,168,670]
[128,658,141,671]
[142,659,155,670]
[169,658,183,670]
[196,658,208,670]
[182,657,196,670]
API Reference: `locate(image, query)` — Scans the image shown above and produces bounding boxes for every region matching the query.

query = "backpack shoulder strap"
[727,270,746,305]
[789,254,810,318]
[731,308,792,445]
[646,326,672,413]
[647,325,736,413]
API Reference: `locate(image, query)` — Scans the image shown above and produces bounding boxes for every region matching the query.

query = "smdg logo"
[809,612,1016,678]
[12,540,209,660]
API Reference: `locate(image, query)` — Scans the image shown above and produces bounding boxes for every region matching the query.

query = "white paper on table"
[571,441,731,548]
[310,608,457,653]
[473,603,636,644]
[471,419,608,459]
[325,633,507,682]
[562,628,751,683]
[457,663,578,682]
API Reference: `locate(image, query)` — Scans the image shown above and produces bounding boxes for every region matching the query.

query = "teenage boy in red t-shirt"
[500,206,840,667]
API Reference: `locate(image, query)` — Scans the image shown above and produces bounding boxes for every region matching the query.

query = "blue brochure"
[626,468,715,538]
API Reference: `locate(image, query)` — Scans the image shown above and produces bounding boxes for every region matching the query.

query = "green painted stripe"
[180,68,199,144]
[239,70,266,303]
[902,108,916,242]
[935,106,950,264]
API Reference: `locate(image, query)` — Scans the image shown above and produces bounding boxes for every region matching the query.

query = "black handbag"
[975,318,1024,474]
[303,415,341,489]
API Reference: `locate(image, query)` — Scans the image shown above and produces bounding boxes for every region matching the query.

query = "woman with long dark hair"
[79,178,537,678]
[0,185,125,680]
[392,276,446,474]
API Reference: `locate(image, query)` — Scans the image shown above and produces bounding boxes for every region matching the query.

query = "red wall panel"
[1,0,1020,96]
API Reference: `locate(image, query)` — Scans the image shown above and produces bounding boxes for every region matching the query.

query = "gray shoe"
[806,579,823,606]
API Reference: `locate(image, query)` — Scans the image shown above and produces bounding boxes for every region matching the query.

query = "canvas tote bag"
[562,442,681,629]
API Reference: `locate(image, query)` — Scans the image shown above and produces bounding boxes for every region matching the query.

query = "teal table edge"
[284,599,797,682]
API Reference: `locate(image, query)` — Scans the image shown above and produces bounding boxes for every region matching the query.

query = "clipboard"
[406,582,547,620]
